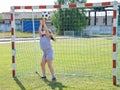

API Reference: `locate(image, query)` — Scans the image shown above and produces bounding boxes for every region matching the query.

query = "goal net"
[64,31,74,37]
[11,1,120,85]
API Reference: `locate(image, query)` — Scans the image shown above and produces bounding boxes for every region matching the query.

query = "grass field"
[0,34,120,90]
[0,31,34,38]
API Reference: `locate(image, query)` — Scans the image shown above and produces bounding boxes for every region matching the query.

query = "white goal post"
[10,1,119,85]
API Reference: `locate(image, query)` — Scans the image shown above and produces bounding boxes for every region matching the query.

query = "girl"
[39,18,56,81]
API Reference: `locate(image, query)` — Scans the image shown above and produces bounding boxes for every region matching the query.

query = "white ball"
[42,11,50,19]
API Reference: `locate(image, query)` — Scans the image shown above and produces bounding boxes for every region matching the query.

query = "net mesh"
[13,6,119,81]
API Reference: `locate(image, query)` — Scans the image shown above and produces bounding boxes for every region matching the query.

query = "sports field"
[0,32,120,90]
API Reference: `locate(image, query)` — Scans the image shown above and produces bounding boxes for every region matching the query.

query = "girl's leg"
[41,58,47,77]
[47,60,55,78]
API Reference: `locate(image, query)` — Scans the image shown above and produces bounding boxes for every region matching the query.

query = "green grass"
[0,37,120,90]
[0,31,35,37]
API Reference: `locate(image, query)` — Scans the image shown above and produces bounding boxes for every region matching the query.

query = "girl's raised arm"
[38,19,43,36]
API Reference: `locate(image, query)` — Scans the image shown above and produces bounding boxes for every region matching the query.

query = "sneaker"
[41,76,46,79]
[52,77,56,81]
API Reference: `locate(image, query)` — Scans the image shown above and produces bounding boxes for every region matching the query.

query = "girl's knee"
[41,59,46,66]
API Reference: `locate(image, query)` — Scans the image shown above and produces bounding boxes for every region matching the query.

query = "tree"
[51,0,88,35]
[56,0,86,4]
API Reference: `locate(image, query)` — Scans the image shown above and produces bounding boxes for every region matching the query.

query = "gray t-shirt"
[40,35,52,50]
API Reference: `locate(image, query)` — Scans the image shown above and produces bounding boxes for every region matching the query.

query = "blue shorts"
[42,48,54,60]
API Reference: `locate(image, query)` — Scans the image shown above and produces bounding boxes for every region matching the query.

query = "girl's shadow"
[42,78,67,90]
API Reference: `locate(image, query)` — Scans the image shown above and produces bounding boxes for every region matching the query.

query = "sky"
[0,0,119,13]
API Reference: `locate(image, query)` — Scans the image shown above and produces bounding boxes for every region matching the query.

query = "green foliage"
[51,11,60,34]
[51,8,88,35]
[51,0,88,35]
[56,0,87,4]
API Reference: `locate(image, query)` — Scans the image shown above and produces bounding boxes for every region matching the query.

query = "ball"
[42,11,50,19]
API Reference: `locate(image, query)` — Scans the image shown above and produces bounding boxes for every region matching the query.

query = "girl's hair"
[50,34,56,41]
[49,30,56,41]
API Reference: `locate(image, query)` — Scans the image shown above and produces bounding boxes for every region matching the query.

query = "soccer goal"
[11,1,120,85]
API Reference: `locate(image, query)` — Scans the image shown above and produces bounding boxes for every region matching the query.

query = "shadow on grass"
[42,78,67,90]
[36,72,67,90]
[116,85,120,87]
[14,77,26,90]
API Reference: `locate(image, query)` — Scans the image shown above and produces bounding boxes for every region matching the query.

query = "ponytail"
[49,34,56,41]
